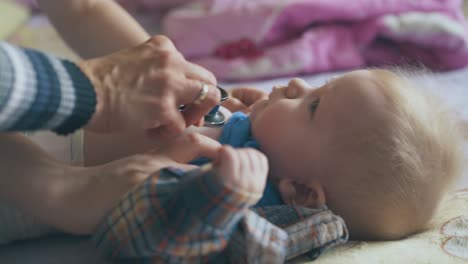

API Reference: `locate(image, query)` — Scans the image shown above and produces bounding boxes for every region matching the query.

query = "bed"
[1,3,467,263]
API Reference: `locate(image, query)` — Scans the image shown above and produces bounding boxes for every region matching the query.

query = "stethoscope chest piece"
[204,87,229,127]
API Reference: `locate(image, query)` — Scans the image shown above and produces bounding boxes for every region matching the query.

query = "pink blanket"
[162,0,468,81]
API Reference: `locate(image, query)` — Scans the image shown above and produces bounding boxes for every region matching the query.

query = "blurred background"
[2,0,468,62]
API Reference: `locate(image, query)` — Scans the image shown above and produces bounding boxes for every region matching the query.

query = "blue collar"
[191,112,283,207]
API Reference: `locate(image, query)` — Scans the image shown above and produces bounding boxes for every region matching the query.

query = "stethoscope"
[204,86,228,126]
[179,86,229,127]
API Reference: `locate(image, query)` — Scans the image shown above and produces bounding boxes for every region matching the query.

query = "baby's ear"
[278,178,326,208]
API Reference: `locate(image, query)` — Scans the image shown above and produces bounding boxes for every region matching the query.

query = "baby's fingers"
[230,87,268,106]
[222,97,247,113]
[223,87,268,112]
[215,146,268,195]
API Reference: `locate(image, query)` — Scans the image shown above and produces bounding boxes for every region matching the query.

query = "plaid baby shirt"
[92,167,348,263]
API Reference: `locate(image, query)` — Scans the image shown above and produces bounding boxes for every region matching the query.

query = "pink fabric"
[15,0,191,12]
[162,0,468,81]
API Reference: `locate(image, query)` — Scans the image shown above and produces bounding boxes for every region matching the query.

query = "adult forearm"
[37,0,150,59]
[0,133,68,220]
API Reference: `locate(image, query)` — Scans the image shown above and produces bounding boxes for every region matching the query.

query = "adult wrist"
[77,59,107,133]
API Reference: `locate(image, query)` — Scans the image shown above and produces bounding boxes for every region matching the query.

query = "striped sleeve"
[0,41,96,135]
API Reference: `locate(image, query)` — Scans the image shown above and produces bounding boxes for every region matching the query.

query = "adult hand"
[62,132,221,234]
[152,134,269,197]
[78,35,221,138]
[63,132,268,234]
[223,87,268,113]
[148,135,269,198]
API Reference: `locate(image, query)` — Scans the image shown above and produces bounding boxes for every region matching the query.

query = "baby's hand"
[213,146,269,199]
[223,87,268,113]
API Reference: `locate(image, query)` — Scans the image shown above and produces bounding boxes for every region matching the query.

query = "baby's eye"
[310,98,320,113]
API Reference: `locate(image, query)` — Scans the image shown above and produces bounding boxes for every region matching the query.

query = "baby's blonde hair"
[325,69,463,240]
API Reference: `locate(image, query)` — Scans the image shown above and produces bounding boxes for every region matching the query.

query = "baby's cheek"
[251,111,273,137]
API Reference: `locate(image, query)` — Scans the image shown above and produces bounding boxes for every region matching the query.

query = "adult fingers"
[174,78,220,106]
[162,163,200,172]
[150,133,221,164]
[145,106,186,139]
[179,81,220,126]
[194,117,204,127]
[179,61,220,125]
[183,60,217,86]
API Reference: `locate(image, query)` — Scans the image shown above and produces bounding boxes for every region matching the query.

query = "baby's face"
[250,69,391,186]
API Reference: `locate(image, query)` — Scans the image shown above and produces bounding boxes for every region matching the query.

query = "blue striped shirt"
[0,42,96,135]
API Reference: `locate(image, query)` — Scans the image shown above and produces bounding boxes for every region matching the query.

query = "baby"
[0,69,462,250]
[246,69,462,240]
[86,68,463,241]
[257,69,463,239]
